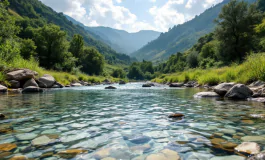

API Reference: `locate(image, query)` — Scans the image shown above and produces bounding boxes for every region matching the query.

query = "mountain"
[131,0,256,62]
[7,0,133,64]
[65,15,161,55]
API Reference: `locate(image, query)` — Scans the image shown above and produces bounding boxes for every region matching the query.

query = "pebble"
[0,143,17,152]
[58,149,87,159]
[210,155,245,160]
[9,155,28,160]
[235,142,260,154]
[241,136,265,142]
[168,113,184,118]
[15,133,38,141]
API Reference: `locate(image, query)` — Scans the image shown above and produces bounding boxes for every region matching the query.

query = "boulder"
[65,85,71,87]
[32,135,53,146]
[9,80,20,88]
[248,150,265,160]
[142,84,152,87]
[169,83,184,87]
[214,83,235,96]
[248,98,265,103]
[0,85,7,92]
[185,81,197,88]
[6,69,37,81]
[0,113,5,119]
[38,74,55,88]
[22,86,44,93]
[23,78,38,89]
[168,113,185,118]
[53,82,64,88]
[119,80,126,85]
[194,92,220,98]
[235,142,260,155]
[249,81,265,87]
[225,84,253,99]
[71,83,82,87]
[8,89,22,94]
[105,86,117,89]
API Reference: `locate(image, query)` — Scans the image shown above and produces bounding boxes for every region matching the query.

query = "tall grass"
[153,53,265,85]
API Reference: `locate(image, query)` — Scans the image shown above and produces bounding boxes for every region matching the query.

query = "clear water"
[0,83,265,160]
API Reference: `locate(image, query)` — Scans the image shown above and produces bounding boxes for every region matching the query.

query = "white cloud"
[116,0,122,4]
[150,0,156,2]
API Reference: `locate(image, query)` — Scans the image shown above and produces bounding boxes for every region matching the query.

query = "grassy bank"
[153,53,265,85]
[0,57,123,85]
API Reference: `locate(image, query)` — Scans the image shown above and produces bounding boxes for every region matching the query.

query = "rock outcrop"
[38,74,55,88]
[23,78,38,88]
[169,83,184,87]
[214,83,235,96]
[6,69,37,81]
[225,84,253,99]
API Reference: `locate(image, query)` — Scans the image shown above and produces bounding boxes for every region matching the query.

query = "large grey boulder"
[38,74,55,88]
[214,83,235,96]
[0,85,7,92]
[249,81,265,87]
[225,84,253,99]
[6,69,37,81]
[53,82,64,88]
[23,78,38,89]
[194,92,220,98]
[169,83,184,87]
[9,80,20,88]
[22,86,44,93]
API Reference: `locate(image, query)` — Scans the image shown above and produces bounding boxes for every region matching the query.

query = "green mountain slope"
[8,0,132,64]
[131,0,256,62]
[65,15,161,55]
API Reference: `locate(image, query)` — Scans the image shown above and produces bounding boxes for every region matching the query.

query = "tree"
[69,34,84,61]
[186,51,199,68]
[127,64,144,80]
[215,0,263,63]
[20,39,37,59]
[81,47,104,75]
[258,0,265,12]
[112,68,126,78]
[32,24,75,70]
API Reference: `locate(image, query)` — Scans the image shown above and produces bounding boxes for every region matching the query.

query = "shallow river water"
[0,83,265,160]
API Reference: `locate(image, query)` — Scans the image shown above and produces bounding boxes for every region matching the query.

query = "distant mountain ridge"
[131,0,256,62]
[65,15,161,55]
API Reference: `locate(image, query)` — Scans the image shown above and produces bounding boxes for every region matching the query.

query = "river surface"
[0,83,265,160]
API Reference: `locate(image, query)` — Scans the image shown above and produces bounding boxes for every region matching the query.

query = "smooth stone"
[144,131,169,139]
[168,113,184,118]
[71,83,82,87]
[10,155,28,160]
[58,149,86,159]
[184,152,214,160]
[105,86,117,89]
[94,148,111,159]
[225,84,253,99]
[169,83,184,87]
[102,157,116,160]
[0,143,17,152]
[220,129,236,134]
[242,120,254,124]
[129,135,151,144]
[249,114,265,119]
[241,136,265,142]
[60,133,89,143]
[235,142,260,154]
[210,155,245,160]
[0,84,7,92]
[214,83,236,96]
[146,153,167,160]
[8,80,20,89]
[23,78,38,89]
[194,92,220,98]
[16,133,38,141]
[6,69,37,81]
[248,150,265,160]
[161,149,181,160]
[248,98,265,103]
[38,74,56,88]
[31,135,53,146]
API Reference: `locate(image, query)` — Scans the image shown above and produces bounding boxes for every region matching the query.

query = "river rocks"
[185,81,198,88]
[241,136,265,142]
[38,74,55,88]
[146,149,180,160]
[210,155,245,160]
[9,80,20,89]
[10,155,28,160]
[168,113,184,118]
[94,148,111,159]
[15,133,38,141]
[22,86,44,93]
[194,92,220,98]
[102,157,116,160]
[31,135,53,146]
[129,135,151,144]
[105,86,117,89]
[0,143,17,152]
[214,83,235,96]
[248,98,265,103]
[225,84,253,99]
[248,150,265,160]
[249,114,265,119]
[71,83,82,87]
[58,149,87,159]
[249,81,265,87]
[210,138,237,151]
[0,113,5,119]
[142,84,152,87]
[169,83,184,87]
[6,69,37,81]
[119,80,126,85]
[0,84,7,92]
[235,142,260,154]
[23,78,38,88]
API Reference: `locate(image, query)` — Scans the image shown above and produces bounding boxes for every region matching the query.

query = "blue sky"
[40,0,223,32]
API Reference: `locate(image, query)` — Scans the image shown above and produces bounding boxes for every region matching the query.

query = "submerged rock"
[22,86,44,93]
[38,74,55,88]
[248,150,265,160]
[32,135,53,146]
[58,149,87,159]
[169,83,184,87]
[210,155,245,160]
[119,80,126,85]
[214,83,235,96]
[225,84,253,99]
[235,142,260,154]
[249,81,265,87]
[105,86,117,89]
[0,113,5,119]
[146,149,180,160]
[0,85,7,92]
[94,148,111,159]
[10,155,28,160]
[0,143,17,152]
[194,92,220,98]
[241,136,265,142]
[15,133,38,141]
[142,84,152,87]
[248,98,265,103]
[168,113,184,118]
[6,69,37,81]
[23,78,38,88]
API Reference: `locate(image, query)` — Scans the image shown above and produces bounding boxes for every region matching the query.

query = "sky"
[40,0,223,33]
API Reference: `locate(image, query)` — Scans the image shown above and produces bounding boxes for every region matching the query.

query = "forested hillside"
[8,0,133,65]
[132,0,256,62]
[65,15,160,55]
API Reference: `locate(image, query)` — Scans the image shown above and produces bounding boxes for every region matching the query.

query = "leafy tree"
[112,68,126,78]
[255,19,265,51]
[20,39,37,59]
[32,24,75,70]
[140,61,154,74]
[128,64,144,80]
[69,34,84,60]
[0,0,20,62]
[215,0,263,63]
[81,47,104,75]
[186,51,199,68]
[258,0,265,12]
